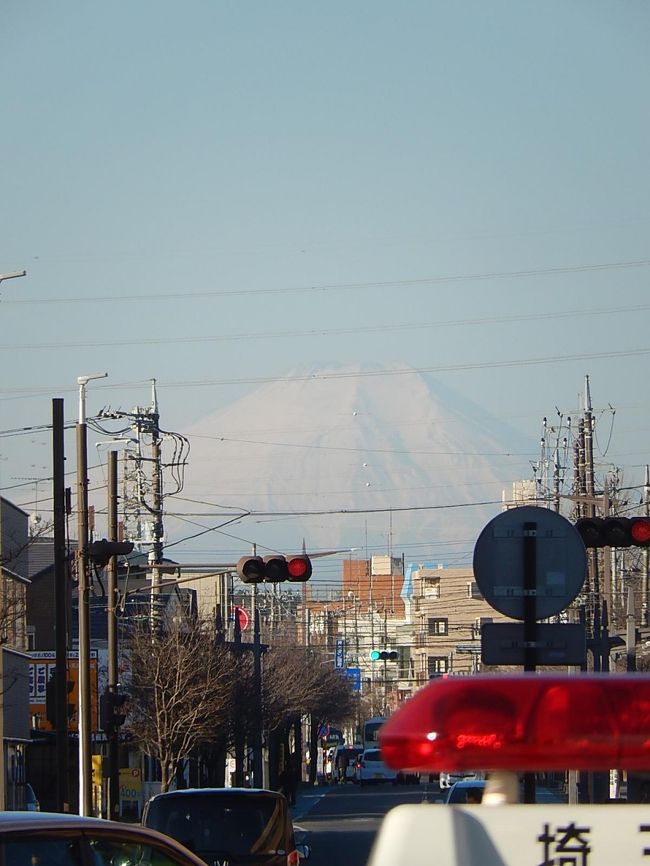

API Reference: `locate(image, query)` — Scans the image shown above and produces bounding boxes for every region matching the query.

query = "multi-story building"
[405,562,511,692]
[342,555,405,617]
[0,498,32,809]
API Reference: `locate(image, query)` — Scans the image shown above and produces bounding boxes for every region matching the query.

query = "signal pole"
[76,372,107,816]
[641,465,650,626]
[53,398,70,812]
[149,380,164,627]
[107,451,120,819]
[252,603,264,787]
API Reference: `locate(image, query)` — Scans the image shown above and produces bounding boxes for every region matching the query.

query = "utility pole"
[233,609,245,787]
[149,380,164,627]
[252,601,264,787]
[76,372,107,816]
[627,586,637,672]
[641,465,650,627]
[583,376,600,609]
[382,608,388,716]
[52,398,69,813]
[107,451,120,819]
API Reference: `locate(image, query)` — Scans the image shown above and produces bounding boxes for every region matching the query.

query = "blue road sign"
[335,638,345,669]
[345,666,361,691]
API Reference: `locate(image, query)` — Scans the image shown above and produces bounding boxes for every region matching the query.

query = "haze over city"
[2,1,649,577]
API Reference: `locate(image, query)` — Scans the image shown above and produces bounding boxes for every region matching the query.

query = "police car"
[367,673,650,866]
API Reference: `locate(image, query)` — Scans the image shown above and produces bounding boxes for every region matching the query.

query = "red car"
[0,811,207,866]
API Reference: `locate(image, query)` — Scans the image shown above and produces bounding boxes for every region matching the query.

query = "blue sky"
[2,1,650,558]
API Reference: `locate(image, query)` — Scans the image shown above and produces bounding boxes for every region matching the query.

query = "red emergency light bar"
[379,674,650,772]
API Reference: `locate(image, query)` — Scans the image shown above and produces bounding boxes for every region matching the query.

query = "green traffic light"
[370,650,381,661]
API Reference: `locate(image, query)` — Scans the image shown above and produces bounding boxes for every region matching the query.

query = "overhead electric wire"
[2,301,650,351]
[192,433,533,459]
[3,259,649,306]
[5,346,650,401]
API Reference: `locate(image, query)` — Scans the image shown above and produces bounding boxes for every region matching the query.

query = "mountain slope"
[174,364,533,568]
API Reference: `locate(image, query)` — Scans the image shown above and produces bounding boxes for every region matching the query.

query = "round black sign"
[472,506,587,620]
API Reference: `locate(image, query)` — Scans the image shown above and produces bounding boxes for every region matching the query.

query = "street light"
[76,372,107,816]
[0,270,26,284]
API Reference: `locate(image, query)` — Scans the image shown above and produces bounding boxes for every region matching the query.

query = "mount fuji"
[173,363,534,573]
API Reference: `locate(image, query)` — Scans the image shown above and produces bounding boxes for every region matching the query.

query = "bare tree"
[125,612,233,791]
[264,637,355,728]
[0,569,28,652]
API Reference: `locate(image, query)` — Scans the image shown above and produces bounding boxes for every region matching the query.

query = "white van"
[439,770,482,790]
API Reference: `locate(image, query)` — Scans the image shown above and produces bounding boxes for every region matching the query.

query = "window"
[427,656,449,677]
[2,838,83,866]
[89,837,189,866]
[427,617,448,636]
[422,577,441,598]
[467,581,483,600]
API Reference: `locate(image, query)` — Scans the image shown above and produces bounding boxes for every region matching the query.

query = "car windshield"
[145,794,286,857]
[364,750,382,762]
[447,784,486,804]
[336,748,362,767]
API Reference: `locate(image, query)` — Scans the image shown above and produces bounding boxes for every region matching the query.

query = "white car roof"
[368,803,650,866]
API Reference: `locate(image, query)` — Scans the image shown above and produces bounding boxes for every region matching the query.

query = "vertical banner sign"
[335,639,345,669]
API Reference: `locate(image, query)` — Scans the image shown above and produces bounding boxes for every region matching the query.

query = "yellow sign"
[92,755,103,786]
[119,768,142,800]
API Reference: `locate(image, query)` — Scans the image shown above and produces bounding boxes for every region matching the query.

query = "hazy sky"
[2,1,650,565]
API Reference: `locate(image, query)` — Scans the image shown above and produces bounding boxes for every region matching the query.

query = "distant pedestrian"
[278,757,299,806]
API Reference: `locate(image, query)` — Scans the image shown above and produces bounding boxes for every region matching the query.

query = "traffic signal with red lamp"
[378,674,650,773]
[236,554,312,584]
[285,554,312,581]
[575,516,650,548]
[370,650,399,661]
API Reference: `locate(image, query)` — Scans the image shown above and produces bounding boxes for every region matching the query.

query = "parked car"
[443,779,487,804]
[439,770,481,789]
[355,748,398,785]
[334,744,364,783]
[0,811,206,866]
[142,787,304,866]
[24,784,39,812]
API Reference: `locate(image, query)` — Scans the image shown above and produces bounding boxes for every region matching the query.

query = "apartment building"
[405,562,511,691]
[0,498,32,809]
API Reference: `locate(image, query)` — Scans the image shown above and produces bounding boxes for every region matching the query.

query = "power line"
[4,346,650,399]
[191,433,533,459]
[4,258,649,306]
[2,301,650,351]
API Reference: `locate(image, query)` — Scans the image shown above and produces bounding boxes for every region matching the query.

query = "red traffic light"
[236,554,312,583]
[379,674,650,773]
[286,555,312,582]
[575,516,650,548]
[630,517,650,546]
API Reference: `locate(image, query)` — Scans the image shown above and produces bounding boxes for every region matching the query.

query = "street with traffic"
[290,778,567,866]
